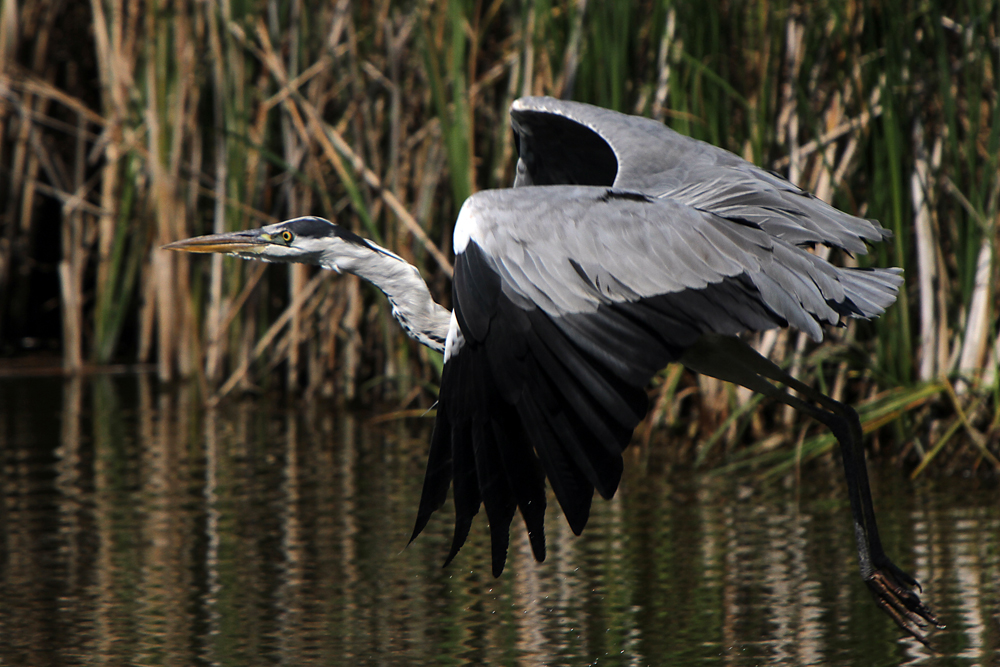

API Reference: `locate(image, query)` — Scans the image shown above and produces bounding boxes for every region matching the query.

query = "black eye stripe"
[285,217,337,238]
[280,217,371,249]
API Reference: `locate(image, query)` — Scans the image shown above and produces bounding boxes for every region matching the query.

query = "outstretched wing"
[410,185,902,575]
[510,96,886,254]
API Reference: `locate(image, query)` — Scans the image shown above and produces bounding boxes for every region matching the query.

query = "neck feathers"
[324,239,450,353]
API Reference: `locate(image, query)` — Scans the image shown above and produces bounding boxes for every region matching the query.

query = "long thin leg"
[680,334,941,643]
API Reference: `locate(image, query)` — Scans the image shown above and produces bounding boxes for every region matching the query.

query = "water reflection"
[0,376,997,666]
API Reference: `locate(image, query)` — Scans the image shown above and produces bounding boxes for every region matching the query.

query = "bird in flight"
[165,97,940,643]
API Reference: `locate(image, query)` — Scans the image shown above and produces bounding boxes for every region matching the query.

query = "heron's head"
[163,217,388,272]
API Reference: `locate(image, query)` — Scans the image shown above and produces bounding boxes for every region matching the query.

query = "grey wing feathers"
[462,186,901,342]
[511,96,889,255]
[663,168,885,254]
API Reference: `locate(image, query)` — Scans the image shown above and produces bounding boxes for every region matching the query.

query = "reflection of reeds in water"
[1,379,999,663]
[0,1,997,468]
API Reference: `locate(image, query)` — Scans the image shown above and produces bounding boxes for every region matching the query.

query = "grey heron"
[165,97,940,643]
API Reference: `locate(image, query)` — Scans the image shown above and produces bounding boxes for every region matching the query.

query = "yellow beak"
[162,231,270,254]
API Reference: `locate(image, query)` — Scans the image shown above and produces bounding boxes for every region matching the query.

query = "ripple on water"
[0,377,996,666]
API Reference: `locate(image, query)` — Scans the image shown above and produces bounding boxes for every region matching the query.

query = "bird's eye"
[281,230,294,243]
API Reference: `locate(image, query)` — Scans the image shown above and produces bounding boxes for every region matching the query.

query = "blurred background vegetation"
[0,0,997,473]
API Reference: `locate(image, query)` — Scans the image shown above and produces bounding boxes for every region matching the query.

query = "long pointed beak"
[162,230,270,255]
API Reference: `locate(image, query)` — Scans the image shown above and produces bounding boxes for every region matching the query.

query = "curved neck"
[322,240,451,353]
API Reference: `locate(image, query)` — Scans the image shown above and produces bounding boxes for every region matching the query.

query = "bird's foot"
[865,567,943,646]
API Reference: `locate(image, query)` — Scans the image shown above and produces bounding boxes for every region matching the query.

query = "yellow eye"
[281,230,294,243]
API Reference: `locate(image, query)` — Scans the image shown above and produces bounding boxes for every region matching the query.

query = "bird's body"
[165,97,939,643]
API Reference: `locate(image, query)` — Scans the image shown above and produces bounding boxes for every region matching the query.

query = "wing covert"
[458,186,900,340]
[511,96,889,254]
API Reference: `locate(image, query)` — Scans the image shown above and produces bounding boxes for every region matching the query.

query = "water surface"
[1,375,997,666]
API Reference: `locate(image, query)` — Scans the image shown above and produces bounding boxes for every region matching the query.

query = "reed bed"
[1,0,997,473]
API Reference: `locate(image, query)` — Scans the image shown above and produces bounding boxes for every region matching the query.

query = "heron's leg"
[680,334,940,642]
[679,336,878,565]
[699,340,889,569]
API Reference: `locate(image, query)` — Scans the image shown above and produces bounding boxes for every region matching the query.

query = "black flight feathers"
[409,242,791,576]
[511,109,618,186]
[410,243,549,576]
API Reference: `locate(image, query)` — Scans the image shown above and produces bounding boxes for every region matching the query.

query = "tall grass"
[0,0,996,471]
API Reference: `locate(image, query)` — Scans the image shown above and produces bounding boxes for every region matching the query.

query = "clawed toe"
[865,569,943,646]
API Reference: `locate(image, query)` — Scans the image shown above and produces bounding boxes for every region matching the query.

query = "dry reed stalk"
[650,6,675,123]
[0,0,16,69]
[207,262,268,354]
[486,51,520,188]
[174,7,198,376]
[57,243,83,370]
[770,96,883,171]
[15,93,41,241]
[0,0,19,310]
[556,0,587,100]
[279,0,305,391]
[695,372,728,436]
[253,18,454,274]
[341,274,364,400]
[943,380,1000,469]
[777,6,804,185]
[983,332,1000,389]
[385,17,407,199]
[89,0,122,292]
[89,0,136,364]
[912,120,939,381]
[520,0,536,98]
[203,0,228,382]
[316,279,348,396]
[940,178,997,387]
[61,106,94,372]
[211,271,327,403]
[956,237,994,390]
[142,4,169,379]
[266,277,330,375]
